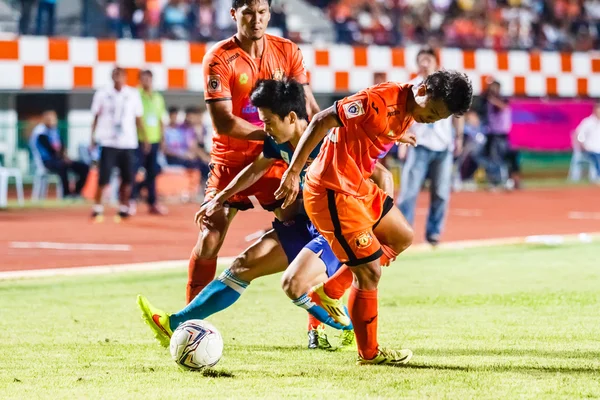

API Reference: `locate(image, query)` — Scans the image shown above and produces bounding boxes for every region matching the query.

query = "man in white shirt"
[397,47,465,245]
[90,67,147,221]
[575,102,600,181]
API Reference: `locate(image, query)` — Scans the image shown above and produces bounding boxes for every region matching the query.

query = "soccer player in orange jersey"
[276,71,473,365]
[187,0,320,303]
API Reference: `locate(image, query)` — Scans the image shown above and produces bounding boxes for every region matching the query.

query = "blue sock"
[292,293,353,331]
[170,269,249,331]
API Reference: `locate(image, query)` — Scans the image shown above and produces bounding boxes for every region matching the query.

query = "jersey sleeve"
[203,51,232,102]
[262,137,282,160]
[334,90,388,135]
[288,45,308,85]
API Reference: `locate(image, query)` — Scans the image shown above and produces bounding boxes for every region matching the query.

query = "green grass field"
[1,243,599,399]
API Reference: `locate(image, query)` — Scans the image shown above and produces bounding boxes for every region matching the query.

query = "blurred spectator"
[457,110,485,187]
[131,70,168,216]
[397,47,464,246]
[90,67,144,220]
[19,0,36,34]
[31,110,90,199]
[119,0,144,38]
[270,3,289,38]
[573,102,600,182]
[163,106,211,201]
[480,80,512,189]
[159,0,192,40]
[190,0,215,41]
[35,0,57,36]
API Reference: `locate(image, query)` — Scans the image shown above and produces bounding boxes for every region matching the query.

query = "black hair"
[416,46,437,61]
[423,70,473,116]
[168,106,179,114]
[185,106,200,114]
[250,79,308,121]
[139,69,153,78]
[232,0,271,9]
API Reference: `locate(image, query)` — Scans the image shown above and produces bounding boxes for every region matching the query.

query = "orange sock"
[323,265,353,299]
[348,286,379,360]
[307,314,322,330]
[380,244,400,267]
[186,253,217,303]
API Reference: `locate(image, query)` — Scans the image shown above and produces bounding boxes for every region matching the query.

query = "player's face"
[43,111,57,127]
[412,84,451,123]
[169,112,178,124]
[417,53,437,77]
[232,0,271,41]
[258,107,294,144]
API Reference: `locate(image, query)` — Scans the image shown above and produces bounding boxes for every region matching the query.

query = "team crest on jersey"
[272,68,285,81]
[342,101,365,120]
[207,75,221,93]
[239,73,249,85]
[355,231,373,249]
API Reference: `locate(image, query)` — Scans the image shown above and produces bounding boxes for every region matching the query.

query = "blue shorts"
[272,213,343,278]
[304,235,343,278]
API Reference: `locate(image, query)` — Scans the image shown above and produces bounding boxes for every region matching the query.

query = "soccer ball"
[169,320,223,370]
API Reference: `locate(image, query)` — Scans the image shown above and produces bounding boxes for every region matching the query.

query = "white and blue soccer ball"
[169,320,223,370]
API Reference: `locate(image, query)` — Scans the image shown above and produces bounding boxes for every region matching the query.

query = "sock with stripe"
[348,286,379,360]
[322,265,353,299]
[171,268,248,331]
[186,253,218,303]
[293,293,353,331]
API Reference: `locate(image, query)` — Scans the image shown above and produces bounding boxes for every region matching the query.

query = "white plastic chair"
[0,161,24,208]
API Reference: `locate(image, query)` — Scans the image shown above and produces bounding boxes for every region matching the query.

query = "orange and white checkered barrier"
[0,37,598,97]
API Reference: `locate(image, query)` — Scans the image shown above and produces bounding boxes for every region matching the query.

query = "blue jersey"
[262,136,322,188]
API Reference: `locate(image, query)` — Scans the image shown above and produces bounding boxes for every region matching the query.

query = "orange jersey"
[203,34,308,167]
[306,82,415,197]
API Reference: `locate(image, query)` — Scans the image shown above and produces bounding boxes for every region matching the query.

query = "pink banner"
[509,99,594,151]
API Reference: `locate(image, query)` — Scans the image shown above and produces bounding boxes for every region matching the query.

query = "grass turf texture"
[1,243,599,399]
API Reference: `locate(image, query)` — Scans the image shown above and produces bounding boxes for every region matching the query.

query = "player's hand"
[398,132,417,147]
[194,196,224,225]
[275,169,300,209]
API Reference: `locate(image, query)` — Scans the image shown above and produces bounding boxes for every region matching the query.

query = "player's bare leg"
[187,205,238,303]
[348,206,413,365]
[282,248,353,349]
[91,184,106,222]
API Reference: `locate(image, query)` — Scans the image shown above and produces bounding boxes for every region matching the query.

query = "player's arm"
[90,91,102,147]
[453,116,465,155]
[371,162,394,197]
[194,154,275,224]
[303,85,320,120]
[275,106,341,208]
[288,44,320,119]
[207,101,266,140]
[203,52,266,140]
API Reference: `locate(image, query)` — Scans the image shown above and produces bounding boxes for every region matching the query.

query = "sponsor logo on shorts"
[355,231,373,249]
[207,75,221,93]
[342,101,365,120]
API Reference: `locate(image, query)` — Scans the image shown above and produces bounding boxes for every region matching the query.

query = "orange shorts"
[205,160,287,211]
[303,179,394,266]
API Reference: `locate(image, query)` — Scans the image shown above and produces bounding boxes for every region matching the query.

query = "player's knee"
[194,227,222,259]
[352,262,381,287]
[229,253,257,282]
[281,273,305,299]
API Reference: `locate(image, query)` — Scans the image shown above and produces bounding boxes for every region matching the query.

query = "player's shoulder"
[368,82,412,105]
[265,34,299,52]
[205,37,238,60]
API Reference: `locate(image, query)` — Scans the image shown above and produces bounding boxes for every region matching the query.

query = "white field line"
[9,242,132,252]
[568,211,600,220]
[1,233,599,281]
